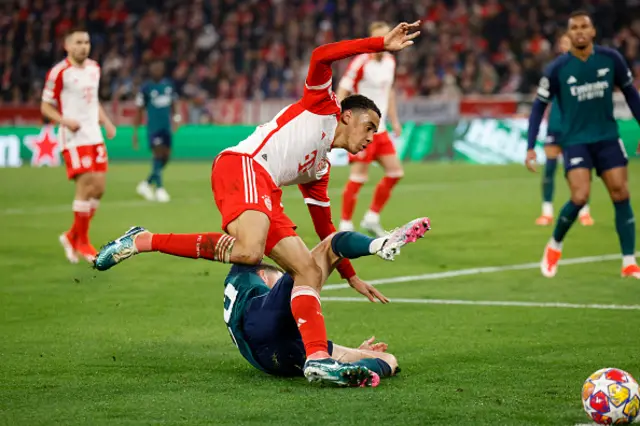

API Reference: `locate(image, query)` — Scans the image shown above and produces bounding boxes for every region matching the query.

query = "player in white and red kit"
[41,28,116,264]
[94,22,426,386]
[337,22,405,237]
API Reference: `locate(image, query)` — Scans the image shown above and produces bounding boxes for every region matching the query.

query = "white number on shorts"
[223,283,239,324]
[96,145,107,163]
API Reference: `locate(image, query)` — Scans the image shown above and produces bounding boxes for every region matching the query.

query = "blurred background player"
[41,28,116,264]
[133,59,180,203]
[337,22,404,237]
[536,33,594,227]
[526,11,640,279]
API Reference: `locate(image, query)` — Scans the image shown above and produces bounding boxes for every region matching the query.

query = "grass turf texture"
[1,161,639,425]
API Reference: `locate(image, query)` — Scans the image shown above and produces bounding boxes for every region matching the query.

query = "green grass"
[1,161,640,425]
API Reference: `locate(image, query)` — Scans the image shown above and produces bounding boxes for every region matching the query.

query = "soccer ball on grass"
[582,368,640,425]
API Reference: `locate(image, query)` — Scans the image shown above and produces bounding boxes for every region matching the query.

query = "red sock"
[150,233,236,262]
[291,286,328,357]
[70,200,92,244]
[341,180,364,221]
[370,176,401,214]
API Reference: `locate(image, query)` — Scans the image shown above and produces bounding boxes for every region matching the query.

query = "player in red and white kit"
[41,28,116,264]
[337,22,405,237]
[94,22,427,386]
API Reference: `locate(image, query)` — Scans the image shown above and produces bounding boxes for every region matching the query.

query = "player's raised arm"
[609,48,640,126]
[526,64,558,171]
[305,21,420,90]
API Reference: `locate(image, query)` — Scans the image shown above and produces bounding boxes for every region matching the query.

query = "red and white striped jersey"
[223,37,386,188]
[42,58,103,149]
[338,53,396,133]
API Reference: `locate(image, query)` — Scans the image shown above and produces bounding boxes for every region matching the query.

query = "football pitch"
[2,161,640,425]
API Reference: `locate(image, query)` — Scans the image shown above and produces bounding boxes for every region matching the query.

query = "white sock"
[579,205,590,217]
[548,238,563,251]
[73,200,91,214]
[542,202,553,217]
[363,210,380,224]
[623,255,637,268]
[89,198,100,212]
[339,220,353,231]
[369,237,386,254]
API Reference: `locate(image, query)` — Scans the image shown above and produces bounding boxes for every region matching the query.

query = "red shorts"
[62,143,108,180]
[349,131,397,164]
[211,154,297,255]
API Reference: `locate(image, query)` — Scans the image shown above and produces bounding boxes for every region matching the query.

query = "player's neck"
[570,44,593,62]
[67,56,86,67]
[331,123,347,149]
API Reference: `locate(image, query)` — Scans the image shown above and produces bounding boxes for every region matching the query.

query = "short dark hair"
[65,27,89,39]
[569,10,592,21]
[340,94,381,119]
[256,264,285,275]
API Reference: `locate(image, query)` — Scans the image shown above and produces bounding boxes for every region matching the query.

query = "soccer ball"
[582,368,640,425]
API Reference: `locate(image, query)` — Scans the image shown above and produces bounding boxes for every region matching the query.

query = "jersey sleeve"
[536,62,560,104]
[301,37,385,115]
[608,48,634,89]
[298,169,357,280]
[338,55,368,93]
[42,67,64,106]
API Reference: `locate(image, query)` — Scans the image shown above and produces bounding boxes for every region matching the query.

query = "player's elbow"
[40,102,51,115]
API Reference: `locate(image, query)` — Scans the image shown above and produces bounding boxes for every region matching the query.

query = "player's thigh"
[566,168,592,204]
[152,144,171,160]
[269,236,323,290]
[594,140,629,201]
[73,172,94,199]
[226,210,271,264]
[377,154,404,177]
[374,133,403,176]
[544,144,562,160]
[89,172,107,197]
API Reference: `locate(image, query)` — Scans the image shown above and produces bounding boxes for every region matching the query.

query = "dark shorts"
[148,129,172,149]
[545,131,561,146]
[243,273,333,377]
[563,139,629,176]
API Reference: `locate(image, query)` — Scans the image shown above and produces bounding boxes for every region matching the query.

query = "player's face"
[65,32,91,63]
[150,62,165,80]
[345,110,380,154]
[258,270,284,289]
[557,35,571,54]
[567,16,595,49]
[370,26,390,59]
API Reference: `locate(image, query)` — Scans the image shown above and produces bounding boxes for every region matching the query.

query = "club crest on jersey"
[262,195,272,211]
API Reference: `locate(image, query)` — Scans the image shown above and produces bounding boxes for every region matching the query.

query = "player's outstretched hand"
[105,122,117,140]
[359,336,389,352]
[347,275,389,304]
[636,140,640,155]
[525,149,537,172]
[383,21,421,52]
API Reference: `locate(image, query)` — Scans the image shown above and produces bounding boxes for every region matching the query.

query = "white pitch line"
[322,297,640,311]
[322,252,639,291]
[0,177,531,216]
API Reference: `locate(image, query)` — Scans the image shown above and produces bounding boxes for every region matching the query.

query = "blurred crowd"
[1,0,640,106]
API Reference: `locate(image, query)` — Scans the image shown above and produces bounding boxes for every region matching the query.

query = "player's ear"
[340,109,352,125]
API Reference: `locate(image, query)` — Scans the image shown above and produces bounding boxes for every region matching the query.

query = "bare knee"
[231,241,264,265]
[609,184,629,202]
[570,186,590,205]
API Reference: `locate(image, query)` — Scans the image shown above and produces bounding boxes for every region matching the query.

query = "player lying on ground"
[337,21,405,237]
[99,218,428,386]
[526,10,640,278]
[535,33,594,227]
[94,22,422,386]
[41,28,116,264]
[223,226,418,387]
